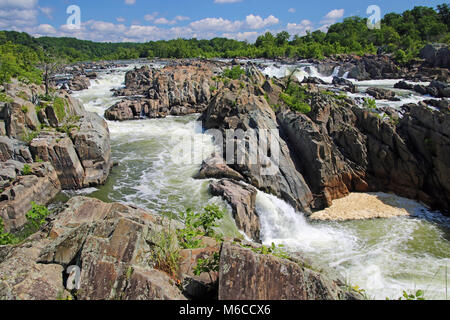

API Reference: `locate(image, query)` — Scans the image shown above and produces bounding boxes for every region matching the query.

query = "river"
[71,61,450,300]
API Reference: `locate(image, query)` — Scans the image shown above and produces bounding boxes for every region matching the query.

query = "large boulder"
[365,87,399,101]
[202,84,314,213]
[420,44,450,69]
[194,153,244,181]
[0,136,33,163]
[218,242,355,300]
[30,132,85,189]
[209,179,259,241]
[69,76,91,91]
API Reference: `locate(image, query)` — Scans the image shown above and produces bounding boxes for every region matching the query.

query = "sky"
[0,0,446,43]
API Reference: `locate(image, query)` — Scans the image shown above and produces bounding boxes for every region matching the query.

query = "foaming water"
[256,191,450,300]
[71,62,450,300]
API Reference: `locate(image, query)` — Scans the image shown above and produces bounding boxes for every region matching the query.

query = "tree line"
[0,4,448,84]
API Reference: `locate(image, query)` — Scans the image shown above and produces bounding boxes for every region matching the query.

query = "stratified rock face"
[37,197,186,300]
[202,84,314,213]
[71,112,113,186]
[0,162,61,232]
[30,132,85,189]
[420,44,450,69]
[210,179,259,241]
[194,153,244,181]
[0,136,33,163]
[218,242,346,300]
[105,61,223,120]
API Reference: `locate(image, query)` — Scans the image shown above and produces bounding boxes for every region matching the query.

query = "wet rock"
[332,77,356,93]
[394,81,414,90]
[194,153,244,181]
[69,75,90,91]
[202,84,313,213]
[366,87,399,101]
[209,179,259,241]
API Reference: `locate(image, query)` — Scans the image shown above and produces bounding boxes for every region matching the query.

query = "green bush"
[52,97,67,121]
[279,83,311,114]
[152,229,180,278]
[0,218,19,245]
[22,164,32,175]
[193,252,220,282]
[363,98,377,111]
[222,66,245,80]
[21,129,39,144]
[177,205,225,249]
[25,201,50,231]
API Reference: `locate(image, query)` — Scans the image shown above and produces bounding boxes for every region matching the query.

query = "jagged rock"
[420,44,450,69]
[427,81,450,98]
[0,162,61,232]
[71,112,113,186]
[210,179,259,241]
[0,136,33,163]
[4,100,40,140]
[107,61,222,120]
[365,87,399,101]
[414,84,428,95]
[218,242,354,300]
[37,196,185,300]
[202,84,313,213]
[332,77,356,93]
[302,77,326,85]
[69,75,90,91]
[394,81,414,90]
[30,132,85,189]
[194,153,244,181]
[0,234,69,300]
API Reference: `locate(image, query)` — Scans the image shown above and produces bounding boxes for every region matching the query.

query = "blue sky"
[0,0,446,42]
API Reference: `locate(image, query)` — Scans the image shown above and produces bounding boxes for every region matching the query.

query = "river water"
[71,62,450,300]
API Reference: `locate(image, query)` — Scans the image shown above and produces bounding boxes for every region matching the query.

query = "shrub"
[21,105,28,114]
[52,97,67,121]
[363,98,377,110]
[0,218,19,245]
[222,66,245,80]
[279,83,311,114]
[22,164,32,175]
[193,252,220,282]
[21,129,39,144]
[25,201,50,231]
[0,93,13,103]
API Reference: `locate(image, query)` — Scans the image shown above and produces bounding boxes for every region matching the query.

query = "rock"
[365,87,399,101]
[302,77,326,85]
[71,112,113,186]
[107,61,222,121]
[37,196,186,300]
[202,85,314,213]
[0,162,61,232]
[394,81,414,90]
[0,235,69,300]
[0,136,33,163]
[420,44,450,69]
[194,153,244,181]
[209,179,259,241]
[427,81,450,98]
[69,76,90,91]
[4,100,40,140]
[332,77,356,93]
[414,84,428,95]
[218,242,352,300]
[30,132,85,189]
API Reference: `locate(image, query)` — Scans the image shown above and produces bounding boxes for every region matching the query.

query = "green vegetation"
[0,4,447,77]
[0,202,50,245]
[52,97,67,121]
[193,252,220,281]
[222,66,246,80]
[363,98,377,110]
[0,92,13,103]
[21,164,32,176]
[241,242,290,260]
[152,229,180,278]
[177,205,225,249]
[21,129,39,144]
[387,290,425,300]
[280,82,311,114]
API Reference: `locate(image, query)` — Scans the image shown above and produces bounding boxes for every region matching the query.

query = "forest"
[0,4,448,84]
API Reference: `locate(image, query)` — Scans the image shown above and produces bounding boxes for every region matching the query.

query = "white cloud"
[124,0,136,5]
[0,0,37,9]
[321,9,344,24]
[288,8,296,13]
[245,14,279,29]
[144,12,158,21]
[0,0,38,28]
[287,20,312,35]
[189,17,243,32]
[223,31,257,42]
[39,6,52,19]
[116,17,125,23]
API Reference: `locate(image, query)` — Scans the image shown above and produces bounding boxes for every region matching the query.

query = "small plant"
[222,66,245,80]
[151,229,180,278]
[0,218,19,245]
[177,205,225,249]
[209,85,217,93]
[34,155,43,163]
[52,97,67,121]
[242,242,290,260]
[21,129,39,144]
[389,290,425,301]
[21,105,29,114]
[25,202,50,231]
[279,83,311,114]
[0,93,13,103]
[17,91,29,101]
[193,252,220,282]
[22,164,32,176]
[363,98,377,111]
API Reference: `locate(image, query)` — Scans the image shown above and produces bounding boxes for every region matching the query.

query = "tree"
[38,51,65,95]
